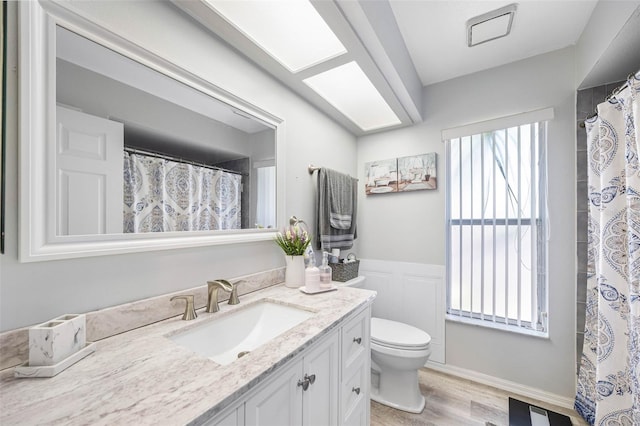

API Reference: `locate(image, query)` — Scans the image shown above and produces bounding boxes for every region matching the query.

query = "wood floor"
[370,368,589,426]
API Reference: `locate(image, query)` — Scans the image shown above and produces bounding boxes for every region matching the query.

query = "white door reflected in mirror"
[56,106,124,236]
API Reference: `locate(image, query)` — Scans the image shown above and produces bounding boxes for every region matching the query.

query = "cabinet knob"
[352,387,361,395]
[297,373,316,391]
[353,337,362,344]
[297,378,310,391]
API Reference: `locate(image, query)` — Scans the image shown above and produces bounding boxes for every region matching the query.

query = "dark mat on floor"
[508,397,572,426]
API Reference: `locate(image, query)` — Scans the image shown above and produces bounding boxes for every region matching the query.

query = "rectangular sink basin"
[169,301,314,365]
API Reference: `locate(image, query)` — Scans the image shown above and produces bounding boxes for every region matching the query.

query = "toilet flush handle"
[353,337,362,344]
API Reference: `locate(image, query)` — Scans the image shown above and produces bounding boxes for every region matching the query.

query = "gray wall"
[57,59,255,163]
[575,1,640,87]
[1,1,357,332]
[357,47,577,398]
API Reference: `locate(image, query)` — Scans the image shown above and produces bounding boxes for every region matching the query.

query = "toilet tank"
[341,276,366,288]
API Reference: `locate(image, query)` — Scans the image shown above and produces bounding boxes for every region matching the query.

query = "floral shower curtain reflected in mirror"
[575,72,640,426]
[123,152,242,232]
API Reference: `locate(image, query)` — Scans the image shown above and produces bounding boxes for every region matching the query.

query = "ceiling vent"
[467,4,517,47]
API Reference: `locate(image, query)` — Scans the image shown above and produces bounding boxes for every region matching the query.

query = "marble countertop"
[0,284,375,425]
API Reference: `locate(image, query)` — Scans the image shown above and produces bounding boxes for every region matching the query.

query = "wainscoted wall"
[358,259,445,364]
[357,48,577,399]
[575,80,625,373]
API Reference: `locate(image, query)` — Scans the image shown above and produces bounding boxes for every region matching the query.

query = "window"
[444,109,551,334]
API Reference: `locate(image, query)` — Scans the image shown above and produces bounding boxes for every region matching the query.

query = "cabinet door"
[341,359,368,426]
[245,359,303,426]
[341,307,369,378]
[302,333,340,426]
[201,402,244,426]
[342,398,367,426]
[341,306,371,426]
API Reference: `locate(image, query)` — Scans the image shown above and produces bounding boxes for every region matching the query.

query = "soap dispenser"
[305,256,320,292]
[319,251,332,289]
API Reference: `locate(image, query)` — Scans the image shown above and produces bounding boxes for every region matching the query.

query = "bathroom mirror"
[19,1,285,262]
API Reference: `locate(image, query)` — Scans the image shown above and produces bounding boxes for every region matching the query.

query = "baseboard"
[425,361,575,410]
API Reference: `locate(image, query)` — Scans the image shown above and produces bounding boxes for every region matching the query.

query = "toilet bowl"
[370,317,431,413]
[341,276,432,414]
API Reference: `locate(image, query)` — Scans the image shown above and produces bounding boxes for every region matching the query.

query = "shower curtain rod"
[124,147,247,176]
[581,71,638,126]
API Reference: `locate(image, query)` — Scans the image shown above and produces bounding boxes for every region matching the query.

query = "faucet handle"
[170,295,197,321]
[227,280,242,305]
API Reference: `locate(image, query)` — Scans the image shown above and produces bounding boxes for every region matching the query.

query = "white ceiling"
[174,0,638,135]
[389,0,598,86]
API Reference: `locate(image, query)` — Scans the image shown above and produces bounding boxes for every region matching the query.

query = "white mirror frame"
[19,1,285,262]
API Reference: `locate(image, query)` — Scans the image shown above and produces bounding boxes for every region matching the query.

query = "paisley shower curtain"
[123,152,242,233]
[575,73,640,425]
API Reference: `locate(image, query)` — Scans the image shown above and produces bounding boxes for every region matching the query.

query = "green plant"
[275,225,311,256]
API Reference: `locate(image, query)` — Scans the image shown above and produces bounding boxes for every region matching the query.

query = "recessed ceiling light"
[303,61,401,132]
[205,0,347,73]
[467,4,517,47]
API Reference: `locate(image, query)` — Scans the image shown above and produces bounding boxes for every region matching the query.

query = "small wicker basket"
[329,260,360,282]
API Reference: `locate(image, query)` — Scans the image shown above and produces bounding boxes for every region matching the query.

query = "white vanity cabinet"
[245,357,305,425]
[301,332,340,426]
[246,332,339,426]
[202,304,371,426]
[204,401,244,426]
[340,307,371,426]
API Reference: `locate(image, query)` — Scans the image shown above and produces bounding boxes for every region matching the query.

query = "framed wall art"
[398,153,437,191]
[365,152,437,195]
[365,158,398,195]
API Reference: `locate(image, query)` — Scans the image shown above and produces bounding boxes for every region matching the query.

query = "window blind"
[445,116,549,333]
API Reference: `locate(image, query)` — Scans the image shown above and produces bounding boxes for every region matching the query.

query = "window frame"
[443,109,552,336]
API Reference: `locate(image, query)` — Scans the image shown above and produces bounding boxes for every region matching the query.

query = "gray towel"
[326,168,353,229]
[316,168,358,250]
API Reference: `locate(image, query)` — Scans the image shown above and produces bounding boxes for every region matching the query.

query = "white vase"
[284,255,306,288]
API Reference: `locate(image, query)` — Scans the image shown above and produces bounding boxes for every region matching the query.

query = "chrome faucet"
[206,279,240,313]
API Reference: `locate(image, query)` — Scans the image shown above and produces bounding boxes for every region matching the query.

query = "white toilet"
[343,276,432,413]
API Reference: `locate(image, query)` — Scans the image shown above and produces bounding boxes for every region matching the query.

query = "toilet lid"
[371,317,431,349]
